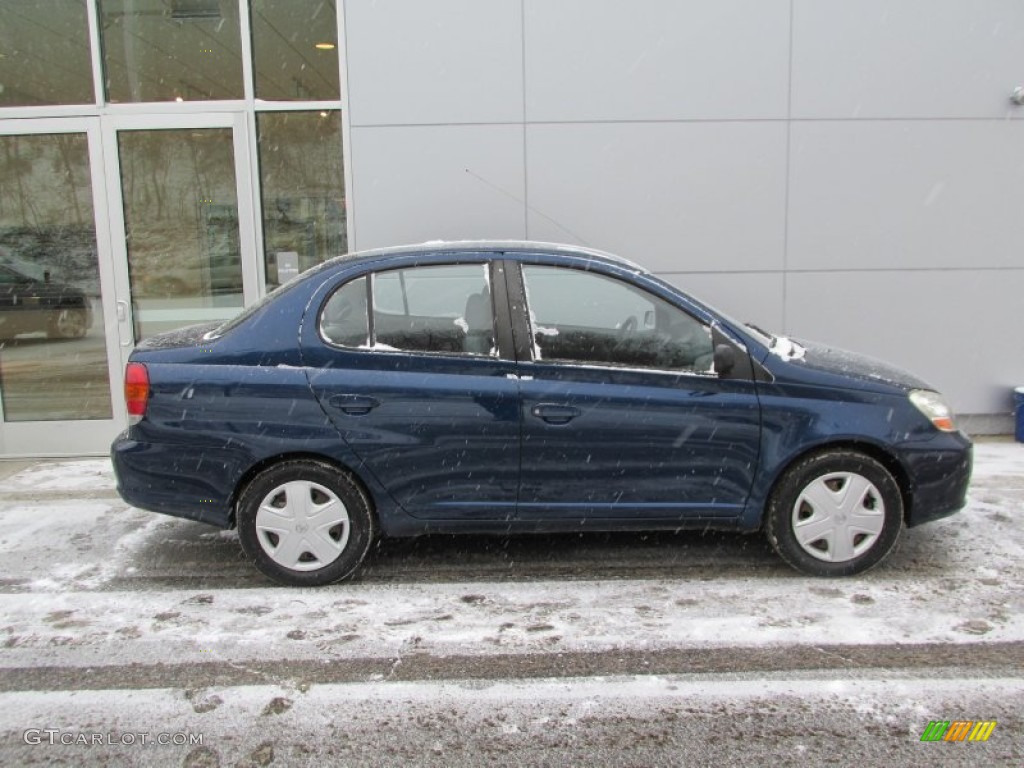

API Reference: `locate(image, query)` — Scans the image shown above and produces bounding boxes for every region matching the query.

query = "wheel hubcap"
[791,472,885,563]
[254,481,350,571]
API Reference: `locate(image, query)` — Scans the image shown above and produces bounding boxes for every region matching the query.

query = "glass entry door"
[103,114,260,354]
[0,119,125,455]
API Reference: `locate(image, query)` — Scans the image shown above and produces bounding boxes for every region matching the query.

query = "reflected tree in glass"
[0,1,94,106]
[250,0,340,101]
[257,111,346,289]
[0,134,112,422]
[118,128,244,339]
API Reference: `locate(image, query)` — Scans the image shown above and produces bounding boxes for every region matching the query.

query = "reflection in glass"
[522,265,714,371]
[373,265,495,356]
[0,134,112,422]
[257,111,346,289]
[0,1,94,106]
[251,0,340,101]
[118,129,244,339]
[100,0,243,103]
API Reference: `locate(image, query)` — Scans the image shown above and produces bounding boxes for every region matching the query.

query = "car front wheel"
[765,450,903,577]
[236,460,375,586]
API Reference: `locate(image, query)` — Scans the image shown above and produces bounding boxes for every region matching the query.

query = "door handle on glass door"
[116,300,133,346]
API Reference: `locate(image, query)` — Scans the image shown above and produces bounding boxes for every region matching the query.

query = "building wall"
[342,0,1024,427]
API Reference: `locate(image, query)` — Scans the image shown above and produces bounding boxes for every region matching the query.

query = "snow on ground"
[0,459,112,493]
[0,442,1020,670]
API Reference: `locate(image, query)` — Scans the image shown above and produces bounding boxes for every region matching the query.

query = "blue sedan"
[111,242,971,585]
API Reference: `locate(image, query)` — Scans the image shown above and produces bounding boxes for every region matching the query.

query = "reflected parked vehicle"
[111,242,972,586]
[0,262,92,340]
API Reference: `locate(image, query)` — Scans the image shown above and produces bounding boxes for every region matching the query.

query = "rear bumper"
[111,431,235,528]
[900,432,972,527]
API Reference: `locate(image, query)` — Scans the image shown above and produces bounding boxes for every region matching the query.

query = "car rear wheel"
[236,460,375,586]
[47,307,88,339]
[765,450,903,577]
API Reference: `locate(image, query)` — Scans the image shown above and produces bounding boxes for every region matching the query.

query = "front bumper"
[900,432,972,527]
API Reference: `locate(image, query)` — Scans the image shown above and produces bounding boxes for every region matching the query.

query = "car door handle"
[530,403,580,425]
[327,394,381,415]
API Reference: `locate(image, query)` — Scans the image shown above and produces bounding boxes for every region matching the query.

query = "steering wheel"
[617,315,638,339]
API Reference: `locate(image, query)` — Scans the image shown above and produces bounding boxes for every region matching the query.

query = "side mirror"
[43,270,51,284]
[713,344,736,377]
[643,310,655,329]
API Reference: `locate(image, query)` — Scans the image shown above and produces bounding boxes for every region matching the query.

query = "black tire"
[236,460,375,586]
[765,450,903,577]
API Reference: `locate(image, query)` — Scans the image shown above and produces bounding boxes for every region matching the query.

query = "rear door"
[510,260,761,522]
[303,258,522,521]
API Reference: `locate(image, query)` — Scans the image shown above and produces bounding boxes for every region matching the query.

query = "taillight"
[124,362,149,424]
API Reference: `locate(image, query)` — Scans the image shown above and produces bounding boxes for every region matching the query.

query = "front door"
[512,262,761,521]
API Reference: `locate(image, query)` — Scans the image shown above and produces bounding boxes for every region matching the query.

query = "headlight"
[909,390,957,432]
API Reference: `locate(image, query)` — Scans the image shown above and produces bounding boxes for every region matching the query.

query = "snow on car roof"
[335,240,649,273]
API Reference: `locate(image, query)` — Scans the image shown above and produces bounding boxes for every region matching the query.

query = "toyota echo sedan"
[111,242,972,586]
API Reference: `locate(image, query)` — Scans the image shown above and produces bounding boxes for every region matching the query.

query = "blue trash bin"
[1017,387,1024,443]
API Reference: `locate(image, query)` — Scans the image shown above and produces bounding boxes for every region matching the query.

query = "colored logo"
[920,720,997,742]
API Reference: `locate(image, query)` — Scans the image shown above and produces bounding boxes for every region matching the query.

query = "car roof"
[332,240,649,274]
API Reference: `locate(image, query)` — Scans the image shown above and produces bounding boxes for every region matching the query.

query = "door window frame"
[506,259,723,378]
[315,259,519,363]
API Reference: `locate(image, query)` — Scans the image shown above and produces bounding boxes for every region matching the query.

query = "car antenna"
[463,167,592,247]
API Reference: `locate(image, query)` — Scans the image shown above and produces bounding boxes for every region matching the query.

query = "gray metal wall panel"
[350,125,526,249]
[524,0,790,122]
[345,0,523,126]
[526,122,787,273]
[792,0,1024,119]
[788,120,1024,271]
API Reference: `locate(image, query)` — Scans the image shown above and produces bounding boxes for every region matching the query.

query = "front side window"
[320,264,495,357]
[521,265,714,372]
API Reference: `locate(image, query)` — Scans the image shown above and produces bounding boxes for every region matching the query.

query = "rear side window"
[521,265,714,372]
[320,276,368,347]
[320,264,495,357]
[373,264,494,355]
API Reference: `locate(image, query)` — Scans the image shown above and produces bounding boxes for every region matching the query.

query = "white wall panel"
[526,122,787,272]
[350,125,525,249]
[792,0,1024,119]
[788,120,1024,271]
[525,0,790,122]
[786,270,1024,415]
[345,0,523,126]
